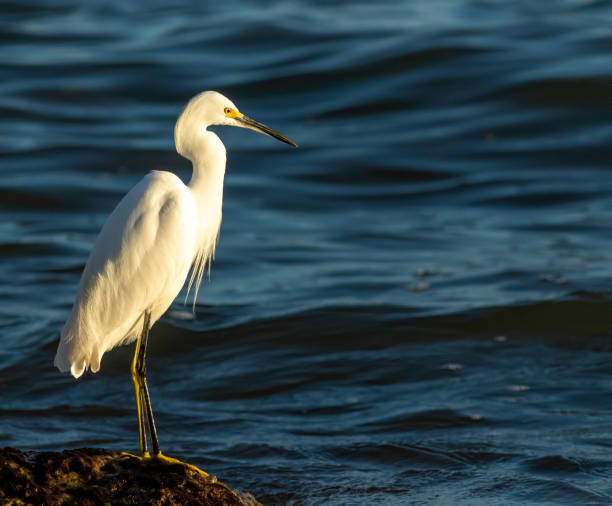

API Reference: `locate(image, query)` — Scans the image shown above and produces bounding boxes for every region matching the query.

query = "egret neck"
[187,130,226,222]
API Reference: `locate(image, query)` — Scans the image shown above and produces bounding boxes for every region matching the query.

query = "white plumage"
[55,170,205,377]
[55,90,296,379]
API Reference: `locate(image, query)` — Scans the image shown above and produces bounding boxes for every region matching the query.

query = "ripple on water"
[3,1,612,504]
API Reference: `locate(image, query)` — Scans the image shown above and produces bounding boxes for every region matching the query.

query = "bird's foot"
[115,451,210,478]
[149,452,211,478]
[116,450,150,461]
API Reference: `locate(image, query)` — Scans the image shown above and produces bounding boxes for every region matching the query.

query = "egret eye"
[224,107,232,115]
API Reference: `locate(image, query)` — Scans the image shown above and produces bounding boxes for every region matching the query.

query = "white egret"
[54,91,297,468]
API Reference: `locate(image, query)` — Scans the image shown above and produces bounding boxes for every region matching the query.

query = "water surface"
[2,1,612,504]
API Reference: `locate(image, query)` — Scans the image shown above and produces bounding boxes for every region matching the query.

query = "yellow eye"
[224,107,241,118]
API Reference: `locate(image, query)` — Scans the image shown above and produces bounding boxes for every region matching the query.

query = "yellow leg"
[135,312,161,456]
[131,316,149,458]
[120,311,210,478]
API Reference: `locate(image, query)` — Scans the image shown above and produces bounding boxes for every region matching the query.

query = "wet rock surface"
[0,447,260,505]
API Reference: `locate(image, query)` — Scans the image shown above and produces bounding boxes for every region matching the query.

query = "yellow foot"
[117,451,150,460]
[147,452,211,478]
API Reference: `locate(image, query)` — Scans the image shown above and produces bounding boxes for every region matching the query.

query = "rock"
[0,447,260,506]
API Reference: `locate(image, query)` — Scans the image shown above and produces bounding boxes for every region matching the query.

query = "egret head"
[175,91,297,161]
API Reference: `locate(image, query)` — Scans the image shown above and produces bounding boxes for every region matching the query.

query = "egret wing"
[55,171,197,377]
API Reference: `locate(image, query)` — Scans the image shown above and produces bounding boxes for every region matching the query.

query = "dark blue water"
[2,1,612,504]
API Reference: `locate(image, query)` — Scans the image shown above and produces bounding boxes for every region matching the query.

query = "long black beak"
[235,115,298,147]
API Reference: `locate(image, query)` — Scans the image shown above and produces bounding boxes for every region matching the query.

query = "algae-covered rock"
[0,447,260,506]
